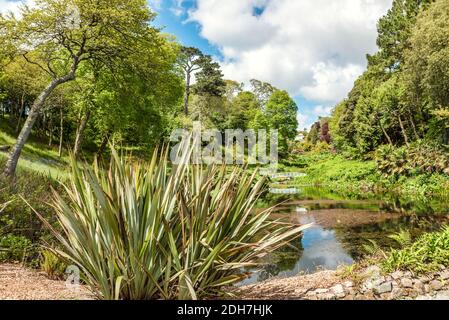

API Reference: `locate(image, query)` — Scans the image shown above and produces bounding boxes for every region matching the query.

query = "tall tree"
[177,47,204,116]
[0,0,161,177]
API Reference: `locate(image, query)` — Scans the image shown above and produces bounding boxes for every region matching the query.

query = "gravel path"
[0,264,94,300]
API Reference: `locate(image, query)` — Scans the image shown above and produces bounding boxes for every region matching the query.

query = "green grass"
[0,123,69,180]
[290,152,449,200]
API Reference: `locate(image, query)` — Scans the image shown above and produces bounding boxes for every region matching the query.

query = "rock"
[401,278,414,288]
[430,280,443,291]
[294,288,309,296]
[434,290,449,300]
[416,295,433,300]
[413,280,425,293]
[315,288,329,294]
[343,281,354,288]
[391,287,404,299]
[439,271,449,280]
[317,292,337,300]
[419,276,432,284]
[331,284,346,299]
[374,282,393,295]
[391,271,403,280]
[424,284,431,293]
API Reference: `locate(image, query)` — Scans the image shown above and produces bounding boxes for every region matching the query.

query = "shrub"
[376,142,449,178]
[0,234,33,262]
[36,146,309,300]
[382,226,449,274]
[40,249,66,279]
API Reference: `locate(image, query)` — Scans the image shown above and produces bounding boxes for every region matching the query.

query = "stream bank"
[236,265,449,300]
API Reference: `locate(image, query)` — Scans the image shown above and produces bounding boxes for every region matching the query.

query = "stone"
[343,281,354,288]
[401,278,414,288]
[391,271,403,280]
[374,282,393,295]
[430,280,443,291]
[317,292,336,300]
[419,276,432,284]
[331,284,346,299]
[434,290,449,300]
[416,295,433,300]
[424,284,431,293]
[391,287,404,299]
[315,288,329,294]
[413,280,425,293]
[439,271,449,280]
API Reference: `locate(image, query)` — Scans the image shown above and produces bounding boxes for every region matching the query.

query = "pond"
[239,186,449,286]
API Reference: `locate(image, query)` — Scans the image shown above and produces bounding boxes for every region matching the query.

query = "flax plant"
[35,144,309,300]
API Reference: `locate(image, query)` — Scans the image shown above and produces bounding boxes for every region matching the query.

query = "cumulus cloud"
[0,0,32,16]
[188,0,392,105]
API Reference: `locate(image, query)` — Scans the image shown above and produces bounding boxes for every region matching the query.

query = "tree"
[1,0,161,177]
[250,79,277,107]
[177,47,204,116]
[376,0,432,71]
[264,90,299,154]
[193,56,226,97]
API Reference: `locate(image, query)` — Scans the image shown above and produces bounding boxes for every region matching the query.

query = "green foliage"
[375,142,449,178]
[382,226,449,274]
[42,146,308,300]
[0,234,33,262]
[40,249,66,279]
[329,0,449,154]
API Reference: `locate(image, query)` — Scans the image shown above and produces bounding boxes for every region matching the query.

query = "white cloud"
[148,0,163,10]
[188,0,392,105]
[0,0,32,16]
[312,105,333,118]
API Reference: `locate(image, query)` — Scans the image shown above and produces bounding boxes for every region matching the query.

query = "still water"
[240,187,449,285]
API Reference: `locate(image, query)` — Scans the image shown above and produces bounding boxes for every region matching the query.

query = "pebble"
[315,288,329,294]
[374,282,393,295]
[401,278,413,288]
[430,280,443,291]
[331,284,346,298]
[391,271,403,280]
[434,290,449,300]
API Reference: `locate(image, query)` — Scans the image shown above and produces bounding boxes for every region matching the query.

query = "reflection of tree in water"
[257,238,304,282]
[333,216,449,260]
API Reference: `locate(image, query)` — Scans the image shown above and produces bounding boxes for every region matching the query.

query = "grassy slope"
[291,152,449,200]
[0,120,68,179]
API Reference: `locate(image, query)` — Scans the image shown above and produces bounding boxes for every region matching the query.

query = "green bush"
[382,226,449,274]
[41,146,309,300]
[376,142,449,178]
[0,234,33,262]
[0,160,62,265]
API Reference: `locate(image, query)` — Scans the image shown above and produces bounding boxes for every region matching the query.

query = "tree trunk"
[96,132,111,160]
[398,115,410,147]
[183,72,191,116]
[3,80,63,177]
[15,92,25,133]
[380,122,393,146]
[408,109,420,140]
[73,109,91,159]
[58,108,64,158]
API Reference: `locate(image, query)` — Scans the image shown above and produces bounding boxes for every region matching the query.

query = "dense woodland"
[328,0,449,158]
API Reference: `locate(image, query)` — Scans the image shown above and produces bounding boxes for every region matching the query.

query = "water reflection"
[240,190,449,286]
